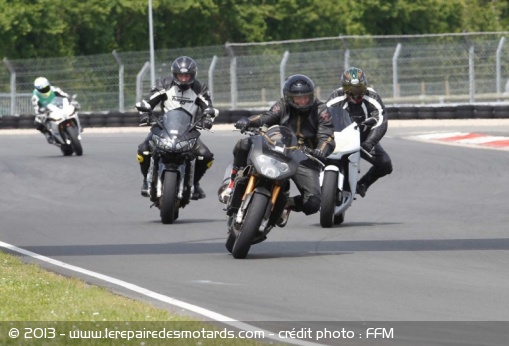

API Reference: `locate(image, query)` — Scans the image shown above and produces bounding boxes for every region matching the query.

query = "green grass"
[0,251,275,345]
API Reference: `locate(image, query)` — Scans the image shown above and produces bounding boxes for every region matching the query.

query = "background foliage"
[1,0,508,59]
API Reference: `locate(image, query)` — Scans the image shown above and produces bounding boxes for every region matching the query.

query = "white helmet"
[34,77,51,96]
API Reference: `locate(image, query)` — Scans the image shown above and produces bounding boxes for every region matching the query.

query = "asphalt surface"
[1,120,509,345]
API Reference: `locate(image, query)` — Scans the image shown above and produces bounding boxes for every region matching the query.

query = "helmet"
[283,74,316,111]
[171,56,197,89]
[341,67,368,103]
[34,77,51,96]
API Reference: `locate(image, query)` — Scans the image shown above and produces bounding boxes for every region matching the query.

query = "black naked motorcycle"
[140,108,205,224]
[223,125,311,259]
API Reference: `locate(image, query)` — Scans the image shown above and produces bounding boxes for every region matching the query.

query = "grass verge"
[0,251,274,345]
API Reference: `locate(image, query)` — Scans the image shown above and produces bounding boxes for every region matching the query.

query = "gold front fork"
[242,175,257,200]
[243,175,282,211]
[271,185,282,209]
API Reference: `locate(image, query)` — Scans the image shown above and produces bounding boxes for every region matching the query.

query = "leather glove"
[139,112,150,124]
[361,142,374,153]
[235,117,251,133]
[361,117,377,127]
[71,101,81,109]
[203,108,219,118]
[304,147,327,161]
[135,100,151,113]
[202,116,213,130]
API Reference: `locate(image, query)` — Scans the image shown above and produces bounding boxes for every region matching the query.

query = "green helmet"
[341,67,367,103]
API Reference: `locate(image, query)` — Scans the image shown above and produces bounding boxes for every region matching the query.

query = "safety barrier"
[1,105,509,129]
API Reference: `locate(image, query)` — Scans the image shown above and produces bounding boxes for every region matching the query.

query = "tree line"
[1,0,508,59]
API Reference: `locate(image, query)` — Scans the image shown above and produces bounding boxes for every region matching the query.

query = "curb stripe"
[409,132,509,150]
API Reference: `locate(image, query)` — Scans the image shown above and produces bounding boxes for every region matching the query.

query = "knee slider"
[301,195,321,215]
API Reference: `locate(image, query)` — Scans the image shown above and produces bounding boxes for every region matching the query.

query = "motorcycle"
[42,95,83,156]
[140,107,206,224]
[319,106,375,227]
[223,125,312,259]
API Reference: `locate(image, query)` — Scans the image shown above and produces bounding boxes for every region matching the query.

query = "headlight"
[153,135,197,153]
[254,155,289,179]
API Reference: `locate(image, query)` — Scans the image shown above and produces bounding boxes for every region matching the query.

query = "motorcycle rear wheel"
[160,171,179,224]
[232,192,268,259]
[320,170,338,228]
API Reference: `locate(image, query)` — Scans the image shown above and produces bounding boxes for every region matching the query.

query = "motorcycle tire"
[160,171,179,224]
[320,170,338,228]
[232,192,268,259]
[66,125,83,156]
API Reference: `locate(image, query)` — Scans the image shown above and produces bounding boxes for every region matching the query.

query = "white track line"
[0,240,323,346]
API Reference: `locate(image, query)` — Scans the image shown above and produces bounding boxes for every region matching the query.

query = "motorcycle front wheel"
[160,171,179,224]
[320,170,338,228]
[66,125,83,156]
[232,192,268,259]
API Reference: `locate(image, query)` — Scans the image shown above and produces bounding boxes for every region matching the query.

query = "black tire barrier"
[417,106,436,119]
[435,106,457,119]
[493,105,509,119]
[105,111,123,127]
[455,104,475,119]
[474,105,493,119]
[1,116,19,129]
[88,113,107,127]
[397,106,418,120]
[4,105,509,129]
[386,107,399,120]
[18,114,35,128]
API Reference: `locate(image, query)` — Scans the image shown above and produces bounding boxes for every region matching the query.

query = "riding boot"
[192,159,211,200]
[356,168,379,198]
[218,165,239,204]
[138,154,151,197]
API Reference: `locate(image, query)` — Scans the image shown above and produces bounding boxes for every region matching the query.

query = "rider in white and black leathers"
[326,67,393,197]
[220,74,335,226]
[136,56,219,200]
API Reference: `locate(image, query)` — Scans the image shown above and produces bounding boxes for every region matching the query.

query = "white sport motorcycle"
[319,106,375,227]
[40,95,83,156]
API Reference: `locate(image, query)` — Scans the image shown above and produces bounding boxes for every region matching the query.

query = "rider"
[31,77,71,144]
[326,67,393,197]
[136,56,219,200]
[218,74,335,226]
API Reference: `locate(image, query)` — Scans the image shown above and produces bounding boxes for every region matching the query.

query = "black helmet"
[283,74,316,111]
[341,67,368,103]
[171,56,197,89]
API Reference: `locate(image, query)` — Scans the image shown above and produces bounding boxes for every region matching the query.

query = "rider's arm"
[142,77,171,110]
[362,90,388,149]
[31,95,41,115]
[315,105,336,156]
[53,87,70,99]
[247,99,285,128]
[193,81,219,119]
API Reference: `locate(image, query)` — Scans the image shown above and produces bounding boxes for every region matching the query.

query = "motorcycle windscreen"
[264,126,307,163]
[154,108,199,140]
[49,96,64,108]
[264,125,298,148]
[329,105,352,132]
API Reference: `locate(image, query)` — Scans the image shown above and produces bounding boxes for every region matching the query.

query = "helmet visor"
[343,84,366,98]
[38,86,51,94]
[286,93,315,110]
